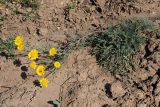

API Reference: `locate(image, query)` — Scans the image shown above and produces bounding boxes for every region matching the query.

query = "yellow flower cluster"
[15,36,24,51]
[27,48,61,87]
[14,36,62,88]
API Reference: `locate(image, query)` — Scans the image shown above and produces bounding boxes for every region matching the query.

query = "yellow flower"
[15,36,23,46]
[29,61,37,69]
[17,43,24,51]
[28,49,39,60]
[36,65,45,76]
[49,48,57,56]
[54,61,61,69]
[39,78,49,87]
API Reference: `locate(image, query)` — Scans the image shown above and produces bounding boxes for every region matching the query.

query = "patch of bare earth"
[1,0,160,107]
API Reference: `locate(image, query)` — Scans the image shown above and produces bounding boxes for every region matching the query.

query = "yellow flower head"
[28,49,39,60]
[39,78,49,87]
[29,61,37,69]
[17,43,24,51]
[15,36,23,46]
[36,65,45,76]
[54,61,61,69]
[49,48,57,56]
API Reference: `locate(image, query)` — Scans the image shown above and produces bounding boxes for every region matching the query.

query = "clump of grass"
[0,0,39,10]
[0,38,15,57]
[20,0,39,10]
[84,18,152,74]
[66,2,76,11]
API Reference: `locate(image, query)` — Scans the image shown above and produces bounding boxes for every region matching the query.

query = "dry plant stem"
[44,72,53,78]
[21,62,30,65]
[59,77,72,102]
[15,52,46,56]
[21,61,46,65]
[14,53,28,56]
[37,56,52,61]
[0,86,11,89]
[27,74,37,77]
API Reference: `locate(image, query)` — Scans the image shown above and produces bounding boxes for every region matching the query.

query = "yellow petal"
[49,48,57,56]
[29,61,37,69]
[28,49,39,60]
[15,36,23,46]
[39,78,49,87]
[54,61,61,69]
[36,65,45,76]
[17,43,24,51]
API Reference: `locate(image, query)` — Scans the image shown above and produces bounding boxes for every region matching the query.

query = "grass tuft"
[20,0,39,10]
[84,18,152,74]
[0,38,15,57]
[0,0,39,10]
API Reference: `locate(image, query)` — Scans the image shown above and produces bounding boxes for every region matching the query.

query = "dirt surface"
[1,0,160,107]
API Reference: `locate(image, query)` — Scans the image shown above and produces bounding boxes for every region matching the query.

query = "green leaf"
[53,100,60,107]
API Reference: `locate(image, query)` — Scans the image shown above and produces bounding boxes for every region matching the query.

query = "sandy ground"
[0,0,160,107]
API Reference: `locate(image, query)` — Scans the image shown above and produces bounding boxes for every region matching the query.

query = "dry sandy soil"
[0,0,160,107]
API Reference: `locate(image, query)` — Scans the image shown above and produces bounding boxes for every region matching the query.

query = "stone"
[38,28,48,36]
[141,59,147,68]
[26,8,32,12]
[16,8,27,14]
[134,90,145,99]
[111,81,126,98]
[148,38,158,52]
[138,69,149,81]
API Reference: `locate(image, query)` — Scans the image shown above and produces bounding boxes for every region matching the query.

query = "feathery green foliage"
[66,2,76,11]
[85,18,152,74]
[0,38,15,57]
[20,0,39,10]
